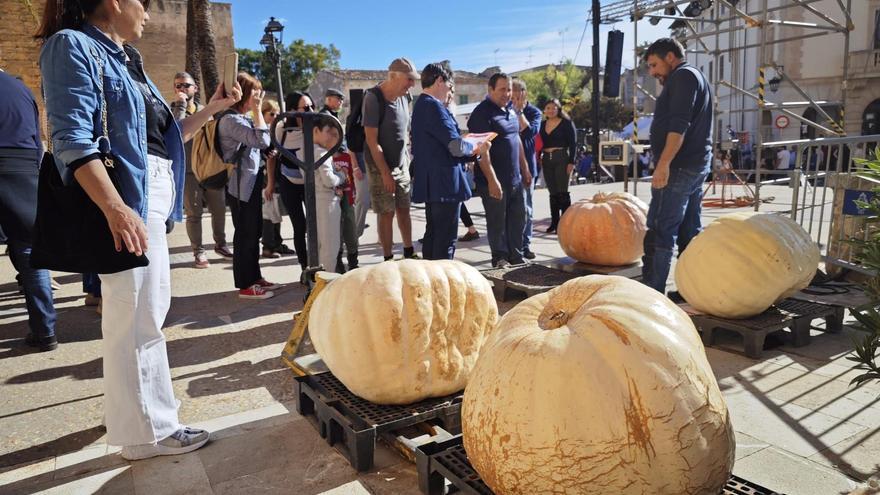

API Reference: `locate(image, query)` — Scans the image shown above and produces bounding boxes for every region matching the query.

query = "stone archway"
[862,98,880,136]
[800,107,817,139]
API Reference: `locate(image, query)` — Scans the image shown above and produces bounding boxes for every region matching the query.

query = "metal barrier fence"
[757,134,880,274]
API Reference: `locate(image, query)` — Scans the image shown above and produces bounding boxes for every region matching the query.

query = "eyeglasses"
[297,105,314,111]
[175,83,195,89]
[267,112,278,117]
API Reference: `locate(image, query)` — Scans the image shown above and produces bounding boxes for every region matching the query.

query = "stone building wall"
[0,0,234,137]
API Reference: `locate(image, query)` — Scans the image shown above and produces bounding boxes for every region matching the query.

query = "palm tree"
[192,0,219,98]
[185,0,202,105]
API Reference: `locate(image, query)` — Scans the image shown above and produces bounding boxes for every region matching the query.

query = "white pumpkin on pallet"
[308,259,499,405]
[675,211,820,319]
[462,275,735,495]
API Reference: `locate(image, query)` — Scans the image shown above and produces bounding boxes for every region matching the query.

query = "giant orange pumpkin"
[462,275,735,494]
[557,192,648,266]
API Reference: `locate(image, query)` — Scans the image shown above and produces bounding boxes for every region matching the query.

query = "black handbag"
[30,53,149,274]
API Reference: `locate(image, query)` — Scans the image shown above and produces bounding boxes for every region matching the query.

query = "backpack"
[345,86,386,153]
[191,109,245,189]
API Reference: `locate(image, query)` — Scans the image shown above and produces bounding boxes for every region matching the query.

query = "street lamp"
[769,66,784,93]
[260,16,285,112]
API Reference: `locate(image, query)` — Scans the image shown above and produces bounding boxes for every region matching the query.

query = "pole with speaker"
[603,30,624,98]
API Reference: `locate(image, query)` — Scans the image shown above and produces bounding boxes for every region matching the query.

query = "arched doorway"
[862,99,880,136]
[800,107,817,139]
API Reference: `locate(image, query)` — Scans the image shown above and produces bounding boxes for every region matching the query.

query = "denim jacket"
[40,24,186,222]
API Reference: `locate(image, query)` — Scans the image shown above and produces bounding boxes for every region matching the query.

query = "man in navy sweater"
[411,63,488,260]
[642,38,713,294]
[468,73,533,268]
[0,70,57,351]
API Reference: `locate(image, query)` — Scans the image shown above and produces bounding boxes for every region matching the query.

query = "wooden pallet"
[685,298,845,359]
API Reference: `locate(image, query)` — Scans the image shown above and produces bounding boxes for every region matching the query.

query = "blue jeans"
[642,167,708,293]
[83,273,102,297]
[10,240,56,339]
[0,151,56,339]
[479,183,526,265]
[523,178,535,250]
[423,201,461,260]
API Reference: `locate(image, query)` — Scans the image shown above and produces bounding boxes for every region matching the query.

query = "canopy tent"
[618,116,653,141]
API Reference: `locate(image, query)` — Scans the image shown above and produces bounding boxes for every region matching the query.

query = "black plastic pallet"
[688,298,844,359]
[294,372,463,471]
[481,262,640,301]
[416,435,782,495]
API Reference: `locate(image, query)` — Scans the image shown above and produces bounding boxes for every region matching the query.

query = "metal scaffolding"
[589,0,856,204]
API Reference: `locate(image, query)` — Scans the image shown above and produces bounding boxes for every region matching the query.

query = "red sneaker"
[238,285,274,300]
[214,245,234,258]
[255,279,282,290]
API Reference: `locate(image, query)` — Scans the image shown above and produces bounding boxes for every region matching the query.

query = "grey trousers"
[183,172,228,255]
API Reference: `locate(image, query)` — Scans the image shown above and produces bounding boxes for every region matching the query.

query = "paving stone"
[29,465,134,495]
[317,480,373,495]
[735,431,771,461]
[809,428,880,482]
[0,458,55,491]
[734,447,860,495]
[130,452,212,495]
[722,386,869,458]
[200,419,356,493]
[54,444,126,481]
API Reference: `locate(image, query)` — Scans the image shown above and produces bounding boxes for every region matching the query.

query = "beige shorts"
[366,162,411,215]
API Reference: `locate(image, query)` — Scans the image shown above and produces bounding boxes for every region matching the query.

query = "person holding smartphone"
[218,72,279,299]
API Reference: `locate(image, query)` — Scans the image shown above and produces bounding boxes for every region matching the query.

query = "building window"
[709,61,713,81]
[719,56,724,80]
[459,95,469,105]
[874,10,880,50]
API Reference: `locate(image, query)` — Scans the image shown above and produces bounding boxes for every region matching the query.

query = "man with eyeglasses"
[170,72,232,269]
[363,57,419,261]
[411,63,487,260]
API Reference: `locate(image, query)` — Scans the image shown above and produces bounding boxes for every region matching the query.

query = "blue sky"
[223,0,673,73]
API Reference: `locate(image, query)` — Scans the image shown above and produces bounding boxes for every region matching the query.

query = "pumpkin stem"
[539,309,570,330]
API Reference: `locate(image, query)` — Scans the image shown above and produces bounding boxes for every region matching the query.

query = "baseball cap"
[325,88,344,98]
[388,57,420,80]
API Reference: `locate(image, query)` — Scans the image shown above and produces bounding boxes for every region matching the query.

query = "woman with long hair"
[539,98,577,233]
[218,72,279,299]
[37,0,240,459]
[271,91,314,277]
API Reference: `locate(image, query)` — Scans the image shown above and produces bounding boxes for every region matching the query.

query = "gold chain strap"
[43,43,114,164]
[95,52,113,168]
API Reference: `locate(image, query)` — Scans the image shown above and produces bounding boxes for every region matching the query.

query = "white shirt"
[776,149,790,170]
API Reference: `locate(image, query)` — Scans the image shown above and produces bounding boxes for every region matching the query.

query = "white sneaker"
[121,426,210,461]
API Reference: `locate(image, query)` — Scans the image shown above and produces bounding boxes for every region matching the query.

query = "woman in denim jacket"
[37,0,240,460]
[217,72,279,299]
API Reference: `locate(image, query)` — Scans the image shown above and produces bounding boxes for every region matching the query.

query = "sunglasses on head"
[175,83,195,89]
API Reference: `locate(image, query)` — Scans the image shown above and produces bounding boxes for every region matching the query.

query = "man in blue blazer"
[411,63,489,260]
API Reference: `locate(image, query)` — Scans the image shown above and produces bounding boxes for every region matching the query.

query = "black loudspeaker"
[603,30,625,98]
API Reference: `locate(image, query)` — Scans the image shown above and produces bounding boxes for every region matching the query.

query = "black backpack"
[346,86,386,153]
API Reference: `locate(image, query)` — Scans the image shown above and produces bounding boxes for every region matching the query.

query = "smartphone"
[223,53,238,97]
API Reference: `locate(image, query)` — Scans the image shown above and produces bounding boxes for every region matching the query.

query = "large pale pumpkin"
[308,259,498,405]
[557,191,648,266]
[462,275,735,494]
[675,211,820,319]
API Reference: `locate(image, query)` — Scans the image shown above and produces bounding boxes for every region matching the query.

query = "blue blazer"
[411,94,472,203]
